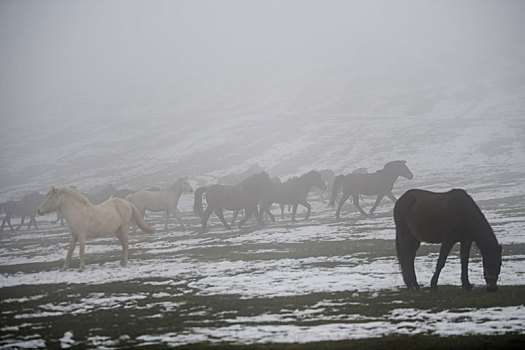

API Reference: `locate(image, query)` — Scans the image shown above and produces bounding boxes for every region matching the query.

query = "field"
[1,177,524,348]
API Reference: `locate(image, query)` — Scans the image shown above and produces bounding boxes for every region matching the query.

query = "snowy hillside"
[1,66,524,202]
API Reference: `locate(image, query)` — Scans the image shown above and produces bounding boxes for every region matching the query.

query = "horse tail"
[193,186,208,218]
[130,203,155,234]
[393,191,419,289]
[329,175,345,207]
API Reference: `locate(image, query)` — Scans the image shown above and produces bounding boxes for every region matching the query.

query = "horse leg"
[116,226,129,267]
[174,208,185,229]
[301,201,311,220]
[430,241,454,292]
[460,240,474,290]
[231,210,239,226]
[336,192,351,219]
[0,216,6,232]
[163,210,170,231]
[280,204,285,219]
[264,204,275,223]
[15,216,24,231]
[215,209,232,230]
[369,194,385,215]
[78,236,86,272]
[238,208,253,228]
[29,216,37,230]
[255,206,265,227]
[201,206,213,233]
[291,203,299,222]
[352,194,368,217]
[386,191,397,202]
[60,235,78,272]
[395,220,421,290]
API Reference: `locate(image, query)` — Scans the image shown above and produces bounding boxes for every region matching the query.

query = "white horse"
[125,178,193,231]
[38,186,155,272]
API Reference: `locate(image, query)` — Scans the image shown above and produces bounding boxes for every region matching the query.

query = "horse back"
[344,173,393,195]
[206,184,254,210]
[88,198,133,232]
[394,189,474,244]
[271,181,307,204]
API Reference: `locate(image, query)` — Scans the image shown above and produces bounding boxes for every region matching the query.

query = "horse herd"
[2,160,503,292]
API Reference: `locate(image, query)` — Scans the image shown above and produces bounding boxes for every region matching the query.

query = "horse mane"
[60,186,91,205]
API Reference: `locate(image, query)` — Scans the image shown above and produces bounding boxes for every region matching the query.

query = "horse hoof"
[77,267,84,273]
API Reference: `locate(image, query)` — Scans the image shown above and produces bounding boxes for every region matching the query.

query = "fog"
[1,0,525,195]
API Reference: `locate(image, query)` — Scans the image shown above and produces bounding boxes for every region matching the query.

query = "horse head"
[176,178,193,194]
[385,161,414,180]
[483,244,502,292]
[38,187,61,215]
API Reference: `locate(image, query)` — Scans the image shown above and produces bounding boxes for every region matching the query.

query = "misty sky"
[1,0,524,120]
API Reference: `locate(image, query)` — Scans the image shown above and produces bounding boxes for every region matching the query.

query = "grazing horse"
[38,186,155,272]
[0,192,45,232]
[260,170,327,222]
[330,161,413,218]
[394,189,502,292]
[194,172,274,233]
[126,179,193,231]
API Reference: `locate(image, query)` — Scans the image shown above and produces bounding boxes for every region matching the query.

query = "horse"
[0,192,45,232]
[329,160,413,218]
[194,172,274,233]
[126,178,193,231]
[394,189,502,292]
[37,186,155,272]
[260,170,327,223]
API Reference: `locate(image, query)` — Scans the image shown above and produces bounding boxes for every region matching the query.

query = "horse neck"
[164,184,183,201]
[377,168,401,188]
[58,192,91,222]
[472,218,499,257]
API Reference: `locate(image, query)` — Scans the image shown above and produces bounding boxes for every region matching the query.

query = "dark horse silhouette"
[260,170,327,222]
[329,160,413,218]
[394,189,502,292]
[1,192,45,232]
[194,172,274,233]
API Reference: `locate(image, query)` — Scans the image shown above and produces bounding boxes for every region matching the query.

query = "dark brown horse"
[394,189,502,292]
[1,192,45,232]
[330,160,413,218]
[194,172,274,233]
[260,170,327,222]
